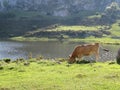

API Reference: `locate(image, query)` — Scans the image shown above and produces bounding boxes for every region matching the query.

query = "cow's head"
[68,54,76,64]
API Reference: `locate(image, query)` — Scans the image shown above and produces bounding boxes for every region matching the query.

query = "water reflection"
[0,41,119,61]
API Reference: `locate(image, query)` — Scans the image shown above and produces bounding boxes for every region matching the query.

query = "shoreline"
[9,36,120,45]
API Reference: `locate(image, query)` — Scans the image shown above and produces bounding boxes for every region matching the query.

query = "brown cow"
[68,43,108,63]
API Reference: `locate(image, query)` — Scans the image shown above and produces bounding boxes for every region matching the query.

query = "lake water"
[0,40,120,61]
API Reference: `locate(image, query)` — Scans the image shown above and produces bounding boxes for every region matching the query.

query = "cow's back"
[82,43,99,55]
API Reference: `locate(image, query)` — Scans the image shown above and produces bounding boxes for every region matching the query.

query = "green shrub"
[8,67,15,70]
[3,58,11,63]
[0,66,3,70]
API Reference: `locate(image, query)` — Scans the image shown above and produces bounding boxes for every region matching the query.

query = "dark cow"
[116,48,120,64]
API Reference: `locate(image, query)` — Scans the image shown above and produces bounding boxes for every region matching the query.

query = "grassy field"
[0,59,120,90]
[47,25,105,31]
[10,36,120,44]
[68,37,120,44]
[110,20,120,37]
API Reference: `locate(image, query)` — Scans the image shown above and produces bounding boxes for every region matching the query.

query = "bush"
[3,58,11,63]
[0,66,3,70]
[8,67,15,70]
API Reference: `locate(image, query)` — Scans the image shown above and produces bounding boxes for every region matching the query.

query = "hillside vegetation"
[0,1,120,44]
[11,20,120,44]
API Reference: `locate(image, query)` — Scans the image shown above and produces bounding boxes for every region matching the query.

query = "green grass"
[10,36,57,42]
[87,14,101,19]
[110,20,120,37]
[0,59,120,90]
[68,37,120,44]
[10,36,120,44]
[48,25,105,31]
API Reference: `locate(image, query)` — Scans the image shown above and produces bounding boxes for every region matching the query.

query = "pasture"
[0,59,120,90]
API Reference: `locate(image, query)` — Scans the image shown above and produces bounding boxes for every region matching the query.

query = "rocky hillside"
[0,0,120,39]
[0,0,120,16]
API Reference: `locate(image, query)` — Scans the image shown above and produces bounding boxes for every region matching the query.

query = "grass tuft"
[75,73,87,78]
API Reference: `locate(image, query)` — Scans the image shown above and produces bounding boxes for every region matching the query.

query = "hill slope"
[0,0,120,40]
[0,0,120,16]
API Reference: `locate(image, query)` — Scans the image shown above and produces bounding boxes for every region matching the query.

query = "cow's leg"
[78,55,82,61]
[95,52,99,62]
[72,58,76,63]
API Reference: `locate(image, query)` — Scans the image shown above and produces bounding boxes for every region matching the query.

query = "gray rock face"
[0,0,120,16]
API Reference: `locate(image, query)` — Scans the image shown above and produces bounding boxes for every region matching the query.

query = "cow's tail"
[99,45,109,52]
